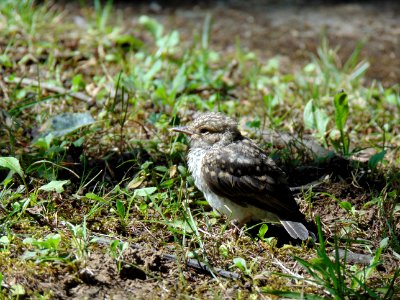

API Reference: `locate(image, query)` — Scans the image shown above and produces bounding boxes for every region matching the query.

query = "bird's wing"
[201,139,302,220]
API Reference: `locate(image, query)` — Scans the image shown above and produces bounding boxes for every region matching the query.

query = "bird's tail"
[280,220,315,241]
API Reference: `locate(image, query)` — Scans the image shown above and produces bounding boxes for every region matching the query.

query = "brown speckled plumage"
[172,112,312,240]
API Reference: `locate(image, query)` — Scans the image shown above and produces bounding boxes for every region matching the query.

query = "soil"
[119,0,400,86]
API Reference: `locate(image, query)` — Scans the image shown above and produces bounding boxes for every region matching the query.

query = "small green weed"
[22,233,65,263]
[267,218,396,299]
[109,239,129,273]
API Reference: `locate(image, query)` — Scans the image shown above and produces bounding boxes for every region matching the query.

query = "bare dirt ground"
[119,0,400,86]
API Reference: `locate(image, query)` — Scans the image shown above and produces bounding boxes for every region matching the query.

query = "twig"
[82,233,241,280]
[273,258,303,278]
[272,258,321,289]
[5,76,92,103]
[162,254,241,280]
[290,175,330,192]
[336,249,373,265]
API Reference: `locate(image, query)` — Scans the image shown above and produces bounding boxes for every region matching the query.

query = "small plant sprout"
[0,234,11,252]
[303,99,330,146]
[332,91,350,156]
[0,156,28,193]
[22,233,64,263]
[109,239,129,273]
[231,257,253,277]
[257,223,276,245]
[65,217,91,263]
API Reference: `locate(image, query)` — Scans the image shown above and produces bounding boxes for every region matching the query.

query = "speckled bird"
[172,112,313,240]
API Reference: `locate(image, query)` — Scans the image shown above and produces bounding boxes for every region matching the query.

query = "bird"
[171,112,314,240]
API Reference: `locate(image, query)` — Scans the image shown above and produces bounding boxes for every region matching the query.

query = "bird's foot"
[223,218,250,238]
[231,219,242,237]
[221,221,241,239]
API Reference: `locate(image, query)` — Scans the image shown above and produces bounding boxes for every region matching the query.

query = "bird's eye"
[199,128,211,134]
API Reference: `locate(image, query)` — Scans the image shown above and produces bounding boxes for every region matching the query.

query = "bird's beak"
[170,126,193,136]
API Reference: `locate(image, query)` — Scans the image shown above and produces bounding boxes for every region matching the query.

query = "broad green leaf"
[232,257,247,269]
[34,133,54,150]
[110,240,119,252]
[232,257,250,275]
[303,99,315,130]
[368,150,386,169]
[71,74,85,92]
[315,109,330,138]
[379,237,389,249]
[127,176,145,190]
[384,90,400,106]
[158,30,179,49]
[168,219,193,233]
[139,15,163,40]
[141,161,153,170]
[20,250,37,260]
[246,118,261,129]
[134,187,157,197]
[303,99,329,139]
[143,60,162,84]
[171,64,187,95]
[339,201,352,212]
[258,224,269,240]
[154,166,168,173]
[333,92,349,132]
[263,94,279,110]
[160,179,174,188]
[118,241,129,252]
[0,54,12,68]
[85,193,106,202]
[114,34,143,49]
[24,234,61,251]
[116,200,126,218]
[0,156,24,178]
[43,234,61,250]
[0,236,10,245]
[39,180,70,193]
[41,112,95,138]
[11,284,25,296]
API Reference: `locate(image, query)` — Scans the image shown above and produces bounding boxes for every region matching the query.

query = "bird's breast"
[187,148,209,193]
[187,147,242,218]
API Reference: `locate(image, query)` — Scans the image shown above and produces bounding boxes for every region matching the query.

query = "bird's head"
[171,112,242,149]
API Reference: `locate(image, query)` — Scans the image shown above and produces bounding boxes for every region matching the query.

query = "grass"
[0,0,399,298]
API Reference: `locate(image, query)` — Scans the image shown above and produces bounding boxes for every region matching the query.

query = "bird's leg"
[229,219,241,236]
[226,213,253,238]
[221,220,240,239]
